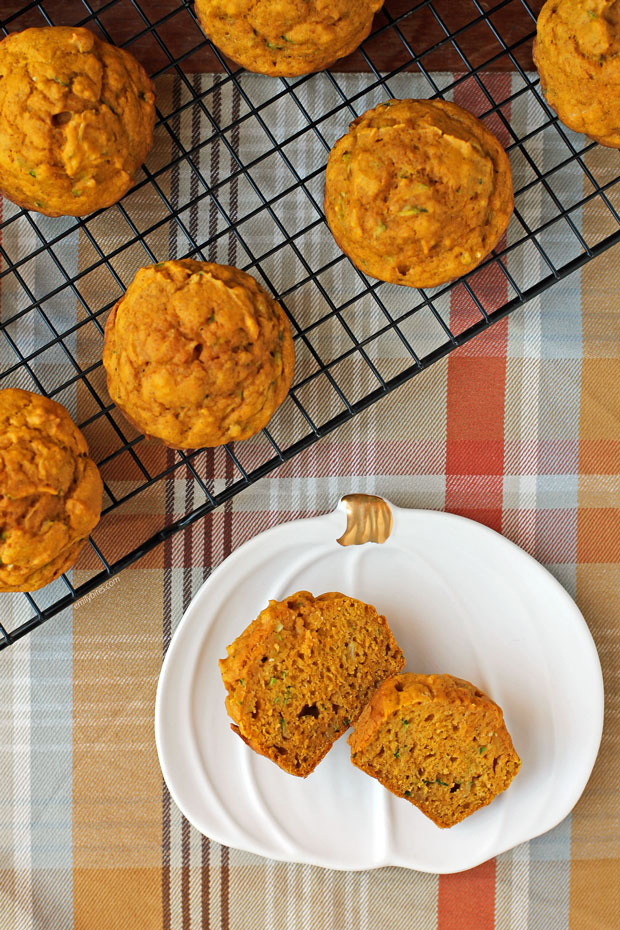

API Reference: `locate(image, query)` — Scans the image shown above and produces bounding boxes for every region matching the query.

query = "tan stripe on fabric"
[578,474,620,510]
[575,226,620,865]
[572,564,620,860]
[582,193,620,361]
[366,867,438,930]
[74,868,162,930]
[579,359,620,475]
[569,860,620,930]
[72,568,164,871]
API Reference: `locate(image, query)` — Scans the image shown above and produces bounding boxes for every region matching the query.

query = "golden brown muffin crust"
[195,0,384,76]
[349,672,521,828]
[0,26,155,216]
[219,591,405,776]
[324,99,513,288]
[0,388,103,592]
[534,0,620,147]
[103,259,295,449]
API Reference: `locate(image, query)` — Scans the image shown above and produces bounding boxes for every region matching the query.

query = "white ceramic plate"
[155,498,604,873]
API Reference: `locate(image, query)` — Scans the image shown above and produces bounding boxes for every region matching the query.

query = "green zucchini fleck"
[398,205,428,216]
[29,169,37,178]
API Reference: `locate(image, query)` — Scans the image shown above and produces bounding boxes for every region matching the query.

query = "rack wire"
[2,0,620,648]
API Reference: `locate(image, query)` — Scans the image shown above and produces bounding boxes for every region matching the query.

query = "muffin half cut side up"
[219,591,405,776]
[349,673,521,827]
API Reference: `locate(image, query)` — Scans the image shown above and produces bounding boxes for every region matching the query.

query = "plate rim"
[155,498,605,873]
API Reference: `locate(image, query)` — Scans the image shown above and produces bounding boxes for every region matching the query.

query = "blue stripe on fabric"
[29,218,78,929]
[530,813,572,862]
[30,607,74,875]
[536,475,579,509]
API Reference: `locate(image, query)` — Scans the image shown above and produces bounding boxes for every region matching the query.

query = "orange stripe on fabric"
[577,508,620,563]
[445,72,511,535]
[441,75,511,912]
[438,859,496,930]
[580,439,620,476]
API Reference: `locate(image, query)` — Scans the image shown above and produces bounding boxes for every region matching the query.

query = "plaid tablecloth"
[1,72,620,929]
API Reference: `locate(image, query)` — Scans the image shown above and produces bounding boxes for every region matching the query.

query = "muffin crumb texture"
[219,591,405,776]
[324,98,513,288]
[195,0,384,76]
[103,259,295,449]
[534,0,620,147]
[0,388,103,592]
[348,672,521,827]
[0,26,155,216]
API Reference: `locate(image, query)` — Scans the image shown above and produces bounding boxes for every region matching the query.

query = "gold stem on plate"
[336,494,393,547]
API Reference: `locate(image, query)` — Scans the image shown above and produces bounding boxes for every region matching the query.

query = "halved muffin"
[220,591,405,776]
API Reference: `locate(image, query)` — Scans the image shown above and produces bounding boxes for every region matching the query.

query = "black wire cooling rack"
[2,0,620,648]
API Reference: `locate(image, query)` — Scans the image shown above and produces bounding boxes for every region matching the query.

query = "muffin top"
[324,98,513,288]
[534,0,620,146]
[0,26,155,216]
[195,0,383,76]
[103,259,295,449]
[0,388,103,592]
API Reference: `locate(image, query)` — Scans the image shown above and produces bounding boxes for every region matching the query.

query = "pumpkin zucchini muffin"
[324,99,513,288]
[349,673,521,828]
[194,0,384,76]
[220,591,405,776]
[103,259,295,449]
[534,0,620,147]
[0,26,155,217]
[0,388,103,592]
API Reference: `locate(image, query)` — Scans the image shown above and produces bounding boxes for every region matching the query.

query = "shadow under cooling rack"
[2,0,620,647]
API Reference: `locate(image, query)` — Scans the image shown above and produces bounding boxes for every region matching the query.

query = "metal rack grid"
[1,0,620,648]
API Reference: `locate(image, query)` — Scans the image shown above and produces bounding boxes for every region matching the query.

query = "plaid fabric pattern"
[1,72,619,929]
